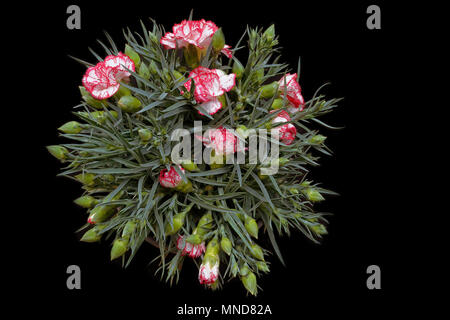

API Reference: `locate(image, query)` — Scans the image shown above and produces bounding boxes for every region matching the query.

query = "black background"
[13,0,420,317]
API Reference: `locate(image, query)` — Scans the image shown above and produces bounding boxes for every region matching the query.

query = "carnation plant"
[48,15,340,295]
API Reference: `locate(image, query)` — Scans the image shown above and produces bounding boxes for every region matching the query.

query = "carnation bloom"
[201,126,242,156]
[159,165,185,188]
[82,52,135,100]
[271,110,297,145]
[278,73,305,113]
[160,19,232,58]
[184,67,236,115]
[176,235,206,258]
[198,259,219,285]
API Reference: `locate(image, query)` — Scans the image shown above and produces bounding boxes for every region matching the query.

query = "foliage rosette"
[48,15,341,295]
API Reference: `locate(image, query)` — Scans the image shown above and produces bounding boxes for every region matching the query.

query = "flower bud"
[149,60,158,75]
[80,225,106,243]
[87,204,115,224]
[244,215,258,239]
[138,128,152,141]
[258,81,278,98]
[111,238,129,260]
[185,233,203,245]
[74,195,98,208]
[212,28,225,52]
[75,172,96,186]
[58,121,83,134]
[241,271,257,296]
[118,96,142,113]
[181,160,199,172]
[271,98,285,110]
[232,60,244,79]
[263,24,275,43]
[125,44,141,67]
[250,244,264,261]
[310,134,327,144]
[165,211,186,235]
[303,188,325,202]
[311,224,328,235]
[256,261,270,273]
[220,237,232,255]
[78,111,118,124]
[197,212,214,236]
[122,220,138,238]
[114,85,131,98]
[47,145,68,161]
[138,62,150,80]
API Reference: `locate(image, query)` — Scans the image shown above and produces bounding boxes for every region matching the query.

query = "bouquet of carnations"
[48,15,340,295]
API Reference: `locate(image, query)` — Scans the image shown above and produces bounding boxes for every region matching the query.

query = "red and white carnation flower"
[184,67,236,115]
[200,126,242,156]
[82,52,135,100]
[198,259,219,285]
[278,73,305,113]
[160,19,233,58]
[159,165,185,188]
[177,235,206,258]
[271,110,297,145]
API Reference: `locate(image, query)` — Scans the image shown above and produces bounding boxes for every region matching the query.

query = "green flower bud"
[122,220,138,238]
[256,261,270,273]
[235,101,244,111]
[74,195,98,208]
[311,224,328,235]
[79,86,107,109]
[271,98,285,110]
[239,265,250,277]
[138,62,150,80]
[303,188,325,202]
[75,172,96,186]
[253,69,264,83]
[118,95,142,113]
[87,204,115,224]
[220,237,232,255]
[138,128,152,141]
[125,44,141,67]
[149,31,158,43]
[241,271,257,296]
[310,134,327,144]
[165,211,186,235]
[250,244,264,261]
[244,216,258,239]
[258,81,278,99]
[80,228,102,243]
[149,60,158,75]
[175,180,193,193]
[114,85,131,98]
[212,28,225,52]
[78,111,118,124]
[232,60,244,79]
[111,238,129,260]
[47,145,68,161]
[181,160,199,172]
[58,121,83,134]
[231,261,239,277]
[263,24,275,43]
[289,188,299,194]
[196,212,214,236]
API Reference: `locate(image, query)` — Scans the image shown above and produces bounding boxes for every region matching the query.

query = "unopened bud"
[58,121,83,134]
[47,145,68,161]
[212,28,225,52]
[122,220,138,238]
[256,261,270,273]
[244,216,258,239]
[79,86,107,109]
[181,160,199,172]
[241,271,257,296]
[271,98,285,110]
[303,188,325,202]
[118,95,142,113]
[75,172,96,186]
[310,134,327,144]
[74,195,98,208]
[138,62,150,80]
[250,244,264,261]
[263,24,275,43]
[138,128,152,141]
[149,60,158,75]
[111,238,129,260]
[114,85,131,98]
[311,224,328,235]
[232,60,244,79]
[258,81,278,98]
[87,204,115,224]
[220,237,232,255]
[125,44,141,67]
[165,211,186,235]
[80,227,102,243]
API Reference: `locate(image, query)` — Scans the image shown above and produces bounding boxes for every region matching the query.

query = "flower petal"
[215,69,236,92]
[160,32,177,49]
[221,44,233,58]
[198,98,222,116]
